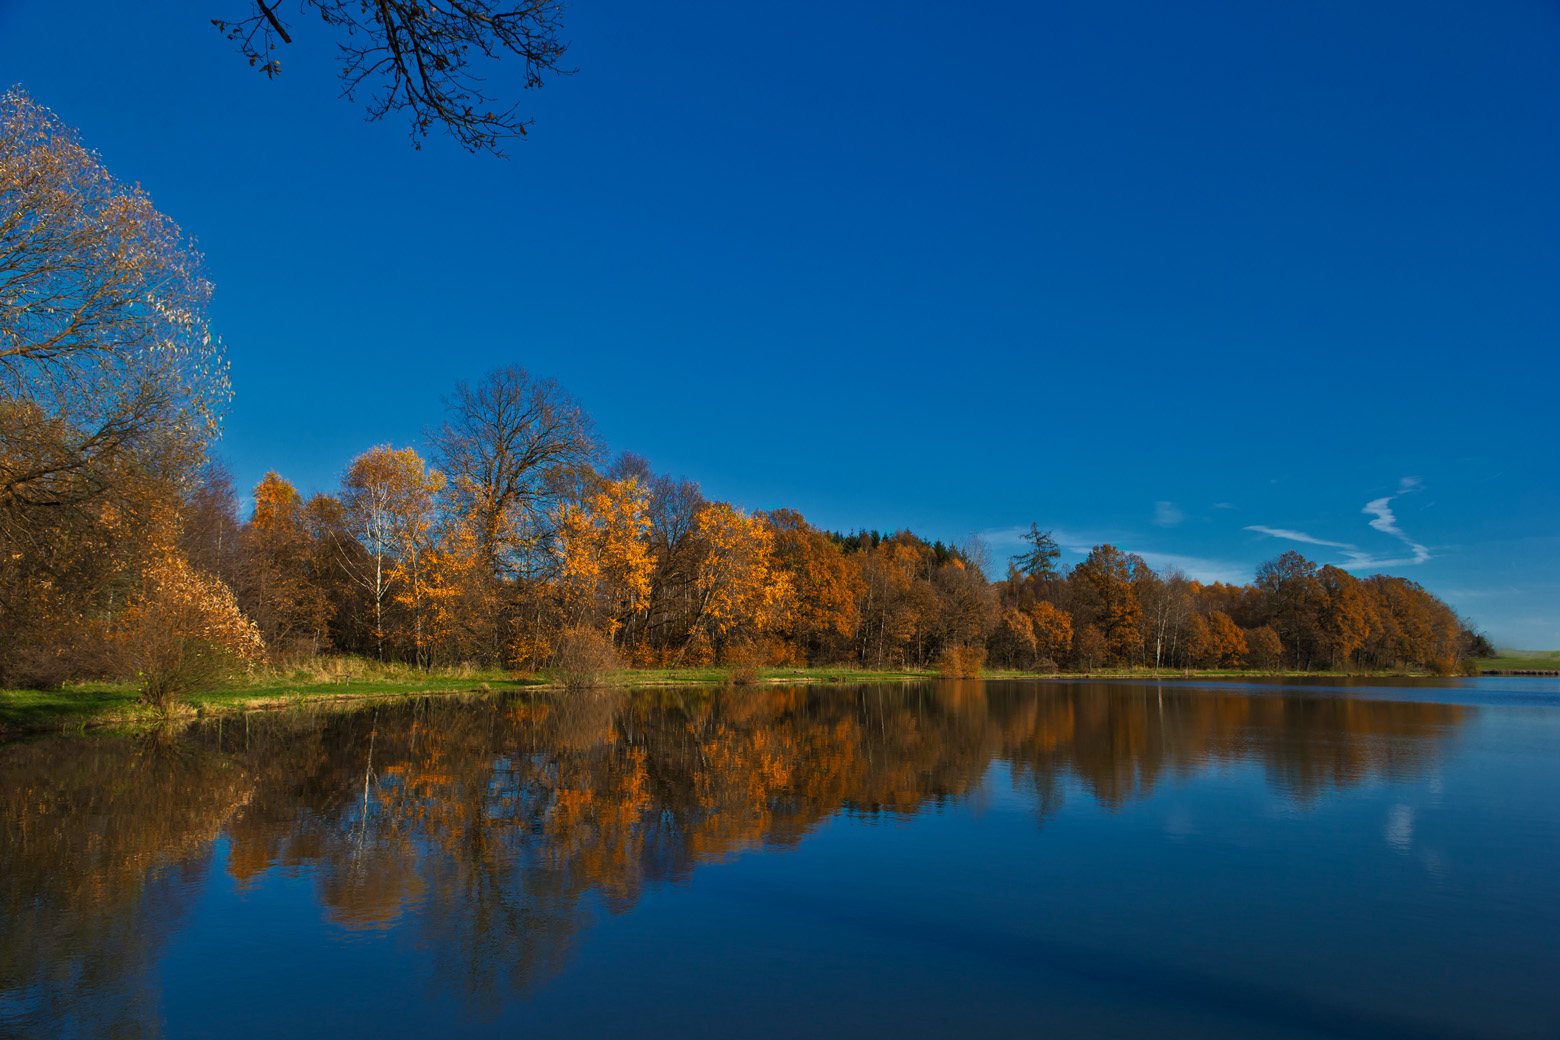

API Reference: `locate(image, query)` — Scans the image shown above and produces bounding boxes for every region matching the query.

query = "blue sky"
[2,0,1556,646]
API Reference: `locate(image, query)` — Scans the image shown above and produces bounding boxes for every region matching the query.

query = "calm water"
[2,679,1557,1039]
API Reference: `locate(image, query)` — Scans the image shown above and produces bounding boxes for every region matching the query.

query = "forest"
[0,89,1488,699]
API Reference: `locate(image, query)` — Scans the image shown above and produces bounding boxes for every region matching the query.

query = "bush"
[937,644,985,679]
[114,557,266,710]
[723,642,763,686]
[1033,657,1059,676]
[0,645,78,690]
[549,626,619,689]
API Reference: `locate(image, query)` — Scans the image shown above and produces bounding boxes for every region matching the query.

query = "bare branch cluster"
[212,1,572,154]
[430,365,600,580]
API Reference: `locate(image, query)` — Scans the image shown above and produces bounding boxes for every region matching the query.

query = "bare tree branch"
[214,1,572,155]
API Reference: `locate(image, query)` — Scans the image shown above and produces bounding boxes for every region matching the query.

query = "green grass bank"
[3,653,1530,736]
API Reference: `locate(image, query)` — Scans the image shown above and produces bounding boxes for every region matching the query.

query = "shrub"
[724,641,763,686]
[1033,657,1059,676]
[114,556,266,710]
[549,626,619,689]
[937,644,985,679]
[0,646,78,691]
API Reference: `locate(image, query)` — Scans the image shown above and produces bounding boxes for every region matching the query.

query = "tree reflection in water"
[0,682,1468,1034]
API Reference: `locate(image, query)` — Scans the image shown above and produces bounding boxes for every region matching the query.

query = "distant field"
[1478,650,1560,671]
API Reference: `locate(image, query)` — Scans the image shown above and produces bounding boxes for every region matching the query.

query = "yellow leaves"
[251,471,302,533]
[695,502,793,640]
[126,549,266,663]
[554,478,654,632]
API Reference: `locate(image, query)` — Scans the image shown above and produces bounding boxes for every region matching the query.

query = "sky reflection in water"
[2,678,1557,1039]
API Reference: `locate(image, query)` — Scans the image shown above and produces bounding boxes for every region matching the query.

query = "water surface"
[3,678,1557,1039]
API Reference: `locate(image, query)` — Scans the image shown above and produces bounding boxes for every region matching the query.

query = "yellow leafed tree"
[554,478,654,639]
[686,502,793,660]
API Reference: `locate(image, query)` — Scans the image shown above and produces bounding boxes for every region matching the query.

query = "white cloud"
[1244,526,1356,550]
[1247,477,1434,571]
[1128,550,1251,586]
[1359,481,1432,565]
[1153,501,1184,527]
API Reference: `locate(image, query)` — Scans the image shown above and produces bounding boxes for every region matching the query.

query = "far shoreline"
[3,661,1538,738]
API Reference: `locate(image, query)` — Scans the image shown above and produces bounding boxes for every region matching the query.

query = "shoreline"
[0,664,1499,738]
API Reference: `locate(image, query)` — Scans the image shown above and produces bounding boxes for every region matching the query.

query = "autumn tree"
[1027,601,1074,667]
[1075,624,1107,671]
[212,0,571,154]
[1207,610,1247,668]
[684,503,792,662]
[340,445,445,660]
[0,91,231,683]
[431,366,599,581]
[554,478,654,639]
[1247,625,1283,672]
[1316,564,1371,670]
[1255,551,1322,668]
[1070,545,1146,665]
[1182,612,1216,668]
[1361,575,1459,672]
[236,473,331,652]
[0,90,231,525]
[990,607,1038,668]
[114,544,267,707]
[764,509,864,665]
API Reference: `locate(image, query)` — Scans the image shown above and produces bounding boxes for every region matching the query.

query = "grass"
[0,660,941,734]
[0,657,1495,736]
[0,658,543,735]
[1475,649,1560,671]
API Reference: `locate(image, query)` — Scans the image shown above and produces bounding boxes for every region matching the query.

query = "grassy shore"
[1475,650,1560,671]
[0,659,948,735]
[6,655,1524,736]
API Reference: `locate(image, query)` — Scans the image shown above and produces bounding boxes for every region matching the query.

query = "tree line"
[169,426,1488,678]
[0,90,1488,694]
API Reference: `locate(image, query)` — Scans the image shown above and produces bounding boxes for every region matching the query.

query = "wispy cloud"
[1153,501,1184,527]
[1245,477,1434,571]
[1129,551,1251,586]
[1212,502,1235,510]
[1244,526,1355,550]
[1352,479,1432,567]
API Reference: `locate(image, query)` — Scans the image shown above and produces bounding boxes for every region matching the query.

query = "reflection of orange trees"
[0,683,1473,1023]
[0,728,257,1037]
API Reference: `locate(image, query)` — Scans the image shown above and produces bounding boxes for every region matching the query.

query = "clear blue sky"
[3,0,1556,646]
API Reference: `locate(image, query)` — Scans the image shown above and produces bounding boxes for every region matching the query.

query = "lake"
[2,678,1557,1039]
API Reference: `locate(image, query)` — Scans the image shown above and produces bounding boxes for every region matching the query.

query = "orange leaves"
[693,502,793,643]
[1027,601,1073,665]
[250,472,303,535]
[1207,611,1247,668]
[555,477,654,634]
[764,509,864,662]
[1072,545,1146,664]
